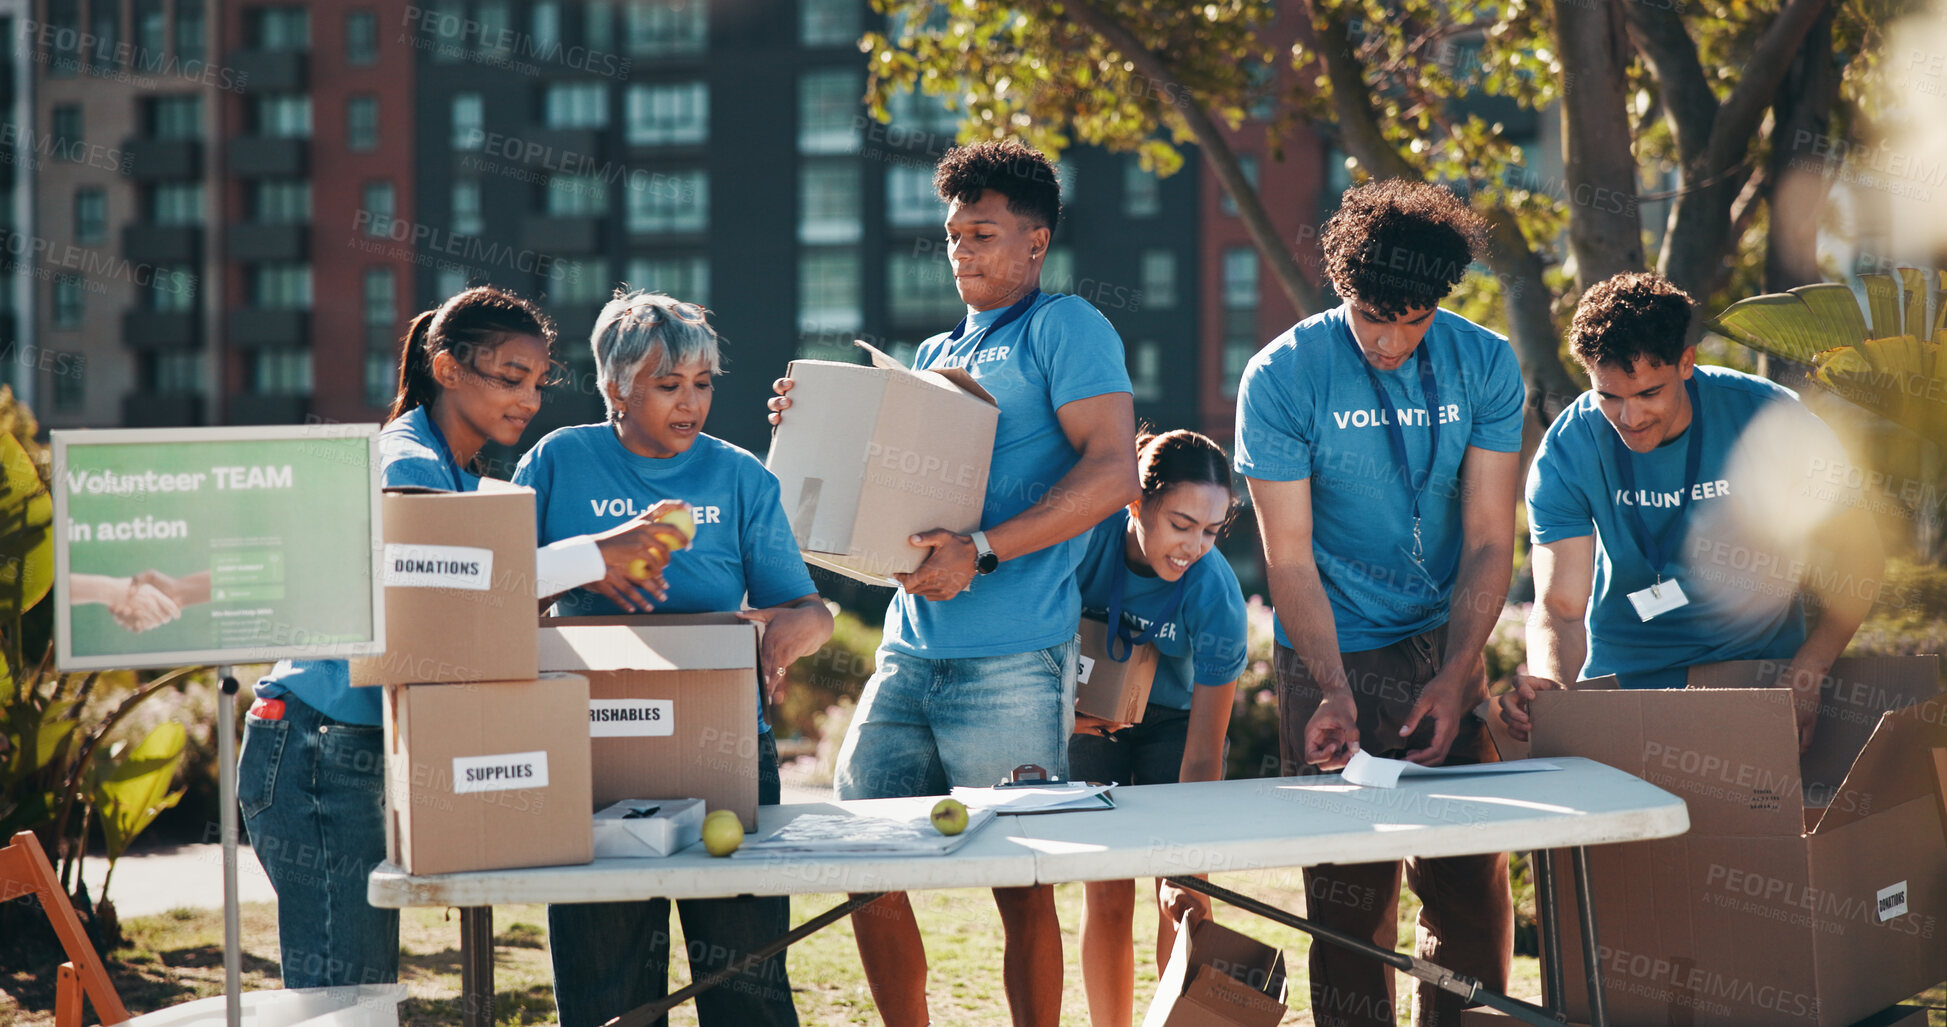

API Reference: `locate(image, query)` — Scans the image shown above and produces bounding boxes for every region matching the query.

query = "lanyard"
[1609,376,1704,581]
[943,288,1040,362]
[1339,323,1441,564]
[1105,548,1189,662]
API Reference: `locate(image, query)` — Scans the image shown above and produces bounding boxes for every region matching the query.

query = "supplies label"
[590,699,674,738]
[451,751,549,794]
[1877,881,1909,921]
[384,544,494,591]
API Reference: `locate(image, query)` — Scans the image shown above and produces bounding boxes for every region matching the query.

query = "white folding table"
[369,756,1688,1026]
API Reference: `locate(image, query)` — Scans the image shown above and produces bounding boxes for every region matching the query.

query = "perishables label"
[451,751,549,794]
[590,699,674,738]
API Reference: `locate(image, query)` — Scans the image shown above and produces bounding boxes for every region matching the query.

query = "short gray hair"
[591,289,723,421]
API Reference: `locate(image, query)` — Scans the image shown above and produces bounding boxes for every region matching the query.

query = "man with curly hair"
[1234,179,1522,1026]
[1500,271,1880,751]
[769,140,1138,1026]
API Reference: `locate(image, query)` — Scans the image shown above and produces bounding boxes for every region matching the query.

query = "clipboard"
[955,764,1117,814]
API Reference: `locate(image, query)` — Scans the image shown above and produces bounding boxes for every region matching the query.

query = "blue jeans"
[547,731,797,1027]
[835,639,1078,799]
[237,694,399,988]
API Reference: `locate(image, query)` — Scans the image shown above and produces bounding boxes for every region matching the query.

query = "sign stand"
[218,667,241,1027]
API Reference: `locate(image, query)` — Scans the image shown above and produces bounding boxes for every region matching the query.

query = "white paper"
[733,798,995,857]
[1341,749,1562,789]
[950,782,1115,813]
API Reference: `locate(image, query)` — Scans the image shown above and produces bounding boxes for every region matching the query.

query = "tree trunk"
[1482,215,1582,429]
[1553,0,1646,289]
[1764,5,1841,293]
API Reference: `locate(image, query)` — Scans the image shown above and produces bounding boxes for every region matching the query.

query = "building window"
[73,190,106,246]
[547,174,609,217]
[531,1,561,50]
[363,267,396,327]
[47,0,80,75]
[1130,340,1162,402]
[625,255,708,305]
[53,275,84,328]
[361,181,395,236]
[801,0,857,46]
[174,0,205,62]
[626,82,707,145]
[476,1,511,51]
[346,10,377,65]
[886,165,945,228]
[251,180,310,222]
[584,0,614,52]
[151,95,202,139]
[248,7,310,50]
[251,350,313,394]
[251,264,313,309]
[886,250,960,323]
[1042,246,1075,294]
[451,179,483,236]
[52,106,82,160]
[626,168,706,233]
[799,161,860,245]
[452,93,484,150]
[253,94,313,138]
[428,0,463,61]
[545,82,609,129]
[798,249,860,335]
[134,0,166,66]
[365,350,394,408]
[147,266,197,312]
[347,95,379,151]
[554,258,611,304]
[87,0,118,74]
[1222,247,1258,396]
[152,183,204,225]
[51,357,84,411]
[1221,156,1259,217]
[887,87,956,136]
[799,68,861,154]
[1124,158,1160,218]
[626,0,705,56]
[1140,250,1177,309]
[152,351,205,394]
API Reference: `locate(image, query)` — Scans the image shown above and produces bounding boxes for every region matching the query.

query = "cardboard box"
[1530,658,1947,1027]
[1141,918,1288,1027]
[765,341,998,585]
[383,673,593,876]
[537,614,760,829]
[1074,617,1159,724]
[1456,1003,1930,1027]
[592,798,706,858]
[351,479,538,686]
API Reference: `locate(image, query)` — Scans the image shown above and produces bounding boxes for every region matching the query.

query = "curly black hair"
[933,140,1062,234]
[1568,272,1695,372]
[1321,179,1486,319]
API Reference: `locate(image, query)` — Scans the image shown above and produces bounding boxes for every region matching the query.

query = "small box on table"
[1074,617,1159,724]
[592,798,706,858]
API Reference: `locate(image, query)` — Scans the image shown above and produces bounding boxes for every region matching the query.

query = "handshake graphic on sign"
[71,570,212,634]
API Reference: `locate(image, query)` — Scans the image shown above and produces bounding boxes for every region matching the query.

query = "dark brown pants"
[1274,628,1513,1027]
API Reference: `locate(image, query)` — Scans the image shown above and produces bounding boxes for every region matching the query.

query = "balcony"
[229,309,309,348]
[123,224,202,265]
[232,50,308,93]
[122,311,202,349]
[228,137,309,178]
[227,223,310,263]
[124,138,203,179]
[228,393,310,424]
[521,215,604,255]
[516,126,604,166]
[122,392,205,427]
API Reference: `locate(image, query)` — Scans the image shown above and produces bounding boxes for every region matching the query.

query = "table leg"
[1570,847,1609,1027]
[460,906,494,1027]
[1531,849,1566,1017]
[1163,876,1564,1026]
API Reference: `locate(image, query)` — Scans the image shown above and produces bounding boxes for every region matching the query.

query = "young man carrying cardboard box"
[1233,179,1525,1027]
[768,140,1139,1027]
[1498,271,1885,747]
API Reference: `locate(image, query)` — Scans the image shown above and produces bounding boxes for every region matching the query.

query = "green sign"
[54,426,385,671]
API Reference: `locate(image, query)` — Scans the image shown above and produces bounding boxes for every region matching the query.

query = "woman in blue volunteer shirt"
[515,289,833,1027]
[238,286,683,990]
[1067,429,1248,1027]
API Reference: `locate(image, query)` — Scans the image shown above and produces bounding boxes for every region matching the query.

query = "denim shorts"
[834,638,1078,799]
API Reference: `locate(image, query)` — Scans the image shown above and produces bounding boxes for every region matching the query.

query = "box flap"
[381,477,530,497]
[1811,696,1947,834]
[856,339,999,408]
[537,614,757,672]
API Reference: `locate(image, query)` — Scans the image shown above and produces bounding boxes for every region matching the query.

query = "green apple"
[701,809,743,857]
[655,505,697,545]
[930,798,969,836]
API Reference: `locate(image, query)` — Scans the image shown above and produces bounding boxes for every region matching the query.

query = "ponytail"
[384,286,559,424]
[1135,428,1234,502]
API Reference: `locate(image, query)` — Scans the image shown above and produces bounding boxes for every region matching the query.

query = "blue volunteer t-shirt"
[1074,510,1249,710]
[1233,304,1525,652]
[253,406,475,725]
[883,291,1133,659]
[513,426,817,731]
[1526,365,1847,689]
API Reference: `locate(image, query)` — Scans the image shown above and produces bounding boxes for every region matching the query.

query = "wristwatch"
[969,530,999,575]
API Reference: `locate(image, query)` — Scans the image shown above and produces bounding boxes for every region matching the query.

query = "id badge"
[1626,578,1689,621]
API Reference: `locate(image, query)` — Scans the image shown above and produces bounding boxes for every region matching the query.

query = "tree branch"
[1621,2,1716,165]
[1712,0,1831,167]
[1305,3,1420,180]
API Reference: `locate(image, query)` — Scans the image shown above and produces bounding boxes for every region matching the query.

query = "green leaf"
[90,721,187,864]
[1705,283,1870,366]
[0,431,54,620]
[2,698,76,779]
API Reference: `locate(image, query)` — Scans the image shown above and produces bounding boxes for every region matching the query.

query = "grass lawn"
[3,875,1941,1025]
